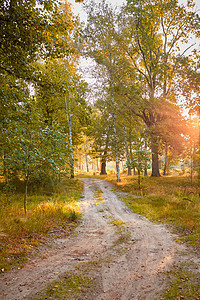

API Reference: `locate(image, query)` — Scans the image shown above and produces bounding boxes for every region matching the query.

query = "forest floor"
[0,178,200,299]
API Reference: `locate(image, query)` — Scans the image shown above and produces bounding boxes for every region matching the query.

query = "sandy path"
[0,178,182,299]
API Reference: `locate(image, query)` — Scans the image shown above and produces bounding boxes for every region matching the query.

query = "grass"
[93,187,105,205]
[162,263,200,299]
[110,175,200,249]
[78,173,200,299]
[33,259,104,300]
[36,270,92,300]
[109,174,200,300]
[0,178,83,272]
[109,216,131,245]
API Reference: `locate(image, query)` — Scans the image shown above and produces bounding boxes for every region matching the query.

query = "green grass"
[33,260,103,300]
[109,216,131,245]
[109,174,200,300]
[112,175,200,249]
[0,178,83,272]
[36,271,92,300]
[162,264,200,299]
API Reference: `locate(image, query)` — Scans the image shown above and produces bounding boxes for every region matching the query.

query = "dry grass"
[0,178,83,272]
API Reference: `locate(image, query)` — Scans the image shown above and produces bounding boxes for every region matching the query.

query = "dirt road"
[0,178,183,299]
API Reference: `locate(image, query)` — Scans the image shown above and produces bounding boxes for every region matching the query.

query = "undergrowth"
[0,178,83,272]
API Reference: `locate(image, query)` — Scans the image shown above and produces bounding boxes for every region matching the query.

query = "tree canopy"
[0,0,199,190]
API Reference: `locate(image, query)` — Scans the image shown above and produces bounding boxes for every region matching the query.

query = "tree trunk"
[163,144,168,176]
[110,74,121,182]
[65,95,74,179]
[190,143,194,185]
[113,113,121,182]
[123,125,131,176]
[128,165,132,176]
[129,131,136,175]
[144,126,148,176]
[2,149,8,182]
[100,160,107,175]
[96,158,99,171]
[24,180,28,215]
[151,137,160,176]
[85,154,89,172]
[138,169,141,189]
[78,153,81,170]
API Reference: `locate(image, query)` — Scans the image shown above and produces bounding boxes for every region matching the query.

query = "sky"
[68,0,200,21]
[68,0,126,23]
[67,0,200,94]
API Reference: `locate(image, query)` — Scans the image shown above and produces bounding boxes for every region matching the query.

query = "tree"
[89,104,114,175]
[0,0,78,80]
[118,0,199,176]
[83,0,122,181]
[35,57,90,177]
[131,136,150,189]
[0,82,69,212]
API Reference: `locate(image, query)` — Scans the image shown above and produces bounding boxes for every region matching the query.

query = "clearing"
[0,178,196,299]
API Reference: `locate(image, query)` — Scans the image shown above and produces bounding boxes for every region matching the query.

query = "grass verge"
[111,175,200,249]
[161,263,200,299]
[0,178,83,272]
[109,174,200,300]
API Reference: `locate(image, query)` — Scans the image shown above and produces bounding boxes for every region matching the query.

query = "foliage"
[0,0,78,80]
[0,0,90,194]
[0,82,70,186]
[117,0,199,176]
[129,138,151,188]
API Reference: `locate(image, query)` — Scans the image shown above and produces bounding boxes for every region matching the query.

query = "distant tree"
[83,0,122,181]
[130,136,151,189]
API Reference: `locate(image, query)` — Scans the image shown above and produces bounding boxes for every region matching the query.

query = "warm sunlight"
[1,0,199,298]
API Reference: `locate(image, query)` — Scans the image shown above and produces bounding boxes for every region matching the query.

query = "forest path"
[0,178,184,299]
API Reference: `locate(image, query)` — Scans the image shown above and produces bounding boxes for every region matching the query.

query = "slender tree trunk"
[110,75,120,182]
[124,125,131,175]
[78,153,81,170]
[144,126,148,176]
[2,149,8,182]
[163,144,168,176]
[151,137,160,176]
[129,131,136,175]
[113,113,121,182]
[96,158,99,171]
[65,95,74,179]
[190,144,194,185]
[138,169,141,189]
[83,136,89,173]
[198,108,200,196]
[100,137,108,175]
[85,154,89,172]
[24,179,28,215]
